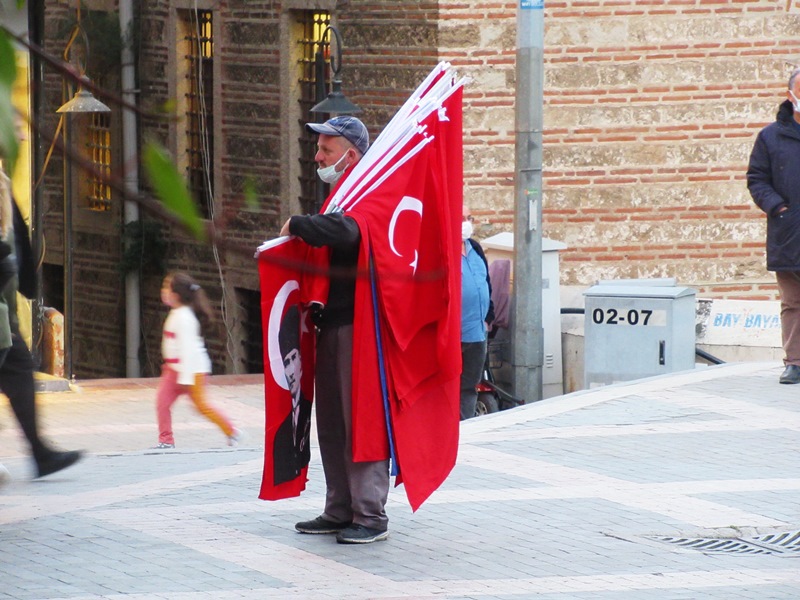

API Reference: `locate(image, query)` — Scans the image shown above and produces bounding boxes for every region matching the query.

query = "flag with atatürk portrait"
[257,62,465,510]
[257,237,321,500]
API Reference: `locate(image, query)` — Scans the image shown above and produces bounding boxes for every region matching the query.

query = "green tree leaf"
[0,28,19,173]
[243,176,258,209]
[142,141,206,241]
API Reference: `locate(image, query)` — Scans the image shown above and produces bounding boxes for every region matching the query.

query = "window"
[177,9,214,219]
[297,11,330,215]
[235,287,263,374]
[83,112,112,212]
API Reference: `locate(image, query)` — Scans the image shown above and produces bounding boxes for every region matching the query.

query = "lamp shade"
[57,89,111,114]
[310,79,362,115]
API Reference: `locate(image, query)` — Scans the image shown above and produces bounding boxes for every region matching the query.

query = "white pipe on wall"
[120,0,140,378]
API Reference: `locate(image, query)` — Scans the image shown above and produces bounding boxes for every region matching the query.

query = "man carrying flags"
[278,116,391,544]
[261,62,464,544]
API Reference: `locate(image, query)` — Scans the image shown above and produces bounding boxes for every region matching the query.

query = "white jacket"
[161,305,212,385]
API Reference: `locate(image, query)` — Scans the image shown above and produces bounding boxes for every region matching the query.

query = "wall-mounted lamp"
[57,83,110,114]
[310,26,362,115]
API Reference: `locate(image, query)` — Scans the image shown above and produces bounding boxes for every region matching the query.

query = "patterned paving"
[1,364,799,599]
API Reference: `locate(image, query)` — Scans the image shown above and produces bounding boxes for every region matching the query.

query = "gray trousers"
[315,324,389,530]
[460,339,487,420]
[777,271,800,366]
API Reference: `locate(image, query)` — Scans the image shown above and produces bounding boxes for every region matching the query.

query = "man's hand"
[280,218,292,237]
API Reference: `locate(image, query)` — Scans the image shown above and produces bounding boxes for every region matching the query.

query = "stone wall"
[36,0,800,378]
[446,0,800,300]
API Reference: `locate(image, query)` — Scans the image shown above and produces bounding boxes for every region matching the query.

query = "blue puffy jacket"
[747,100,800,271]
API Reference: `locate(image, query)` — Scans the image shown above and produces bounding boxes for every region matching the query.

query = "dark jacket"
[747,100,800,271]
[288,213,360,327]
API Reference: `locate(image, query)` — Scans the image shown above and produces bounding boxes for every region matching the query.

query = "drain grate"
[650,530,800,556]
[750,530,800,555]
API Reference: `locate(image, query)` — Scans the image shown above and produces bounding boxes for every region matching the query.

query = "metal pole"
[313,49,328,213]
[120,0,140,377]
[511,0,544,403]
[28,0,45,367]
[63,113,73,380]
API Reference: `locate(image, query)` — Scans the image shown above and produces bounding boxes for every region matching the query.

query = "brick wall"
[446,0,800,300]
[37,0,800,378]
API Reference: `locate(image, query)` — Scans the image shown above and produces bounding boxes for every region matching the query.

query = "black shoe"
[36,450,84,478]
[780,365,800,384]
[295,516,352,534]
[336,523,389,544]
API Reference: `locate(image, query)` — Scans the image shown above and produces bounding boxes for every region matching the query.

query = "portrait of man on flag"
[257,237,319,500]
[272,304,312,486]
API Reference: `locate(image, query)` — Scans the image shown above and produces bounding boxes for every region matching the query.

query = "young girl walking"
[153,272,242,449]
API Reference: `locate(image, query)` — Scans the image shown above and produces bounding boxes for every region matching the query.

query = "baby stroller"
[475,335,524,415]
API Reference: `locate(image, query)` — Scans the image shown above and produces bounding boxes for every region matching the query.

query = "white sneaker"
[0,463,10,488]
[228,428,246,447]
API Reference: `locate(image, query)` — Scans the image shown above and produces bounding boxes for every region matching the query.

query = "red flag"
[348,86,464,509]
[257,238,321,500]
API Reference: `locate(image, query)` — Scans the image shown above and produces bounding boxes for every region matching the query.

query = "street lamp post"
[56,82,110,380]
[512,1,545,403]
[309,26,362,213]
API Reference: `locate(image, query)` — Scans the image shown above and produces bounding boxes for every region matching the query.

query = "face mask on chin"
[461,220,474,241]
[791,91,800,114]
[317,153,348,184]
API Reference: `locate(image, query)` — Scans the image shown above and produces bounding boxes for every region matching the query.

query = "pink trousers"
[156,366,234,445]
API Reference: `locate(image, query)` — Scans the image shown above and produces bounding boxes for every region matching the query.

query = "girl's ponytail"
[168,272,213,331]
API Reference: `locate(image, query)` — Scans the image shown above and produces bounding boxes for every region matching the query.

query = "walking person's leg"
[0,334,82,476]
[155,366,181,446]
[185,373,236,439]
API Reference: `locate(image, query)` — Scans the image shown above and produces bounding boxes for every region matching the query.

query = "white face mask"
[791,91,800,114]
[316,153,348,184]
[461,220,474,241]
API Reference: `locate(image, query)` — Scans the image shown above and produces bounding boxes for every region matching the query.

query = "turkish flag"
[348,86,464,509]
[257,238,322,500]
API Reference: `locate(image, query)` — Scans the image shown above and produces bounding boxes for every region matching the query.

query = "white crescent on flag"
[388,195,423,273]
[267,279,299,390]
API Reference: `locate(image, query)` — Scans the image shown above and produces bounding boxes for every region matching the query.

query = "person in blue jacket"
[460,207,494,420]
[747,67,800,384]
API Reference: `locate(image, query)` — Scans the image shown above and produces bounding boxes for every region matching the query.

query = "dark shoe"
[336,523,389,544]
[35,450,83,478]
[780,365,800,384]
[295,516,352,534]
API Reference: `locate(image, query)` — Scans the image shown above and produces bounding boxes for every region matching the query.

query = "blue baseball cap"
[306,116,370,155]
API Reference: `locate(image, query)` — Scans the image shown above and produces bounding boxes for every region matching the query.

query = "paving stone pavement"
[0,362,799,599]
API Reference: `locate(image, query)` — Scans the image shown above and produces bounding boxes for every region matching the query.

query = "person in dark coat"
[747,66,800,384]
[0,165,83,479]
[272,305,311,485]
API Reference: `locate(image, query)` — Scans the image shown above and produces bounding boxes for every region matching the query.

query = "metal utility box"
[583,278,696,388]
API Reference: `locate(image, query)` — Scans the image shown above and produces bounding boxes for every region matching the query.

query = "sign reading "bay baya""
[698,299,781,348]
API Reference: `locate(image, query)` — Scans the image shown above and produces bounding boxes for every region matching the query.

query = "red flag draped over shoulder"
[348,85,464,510]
